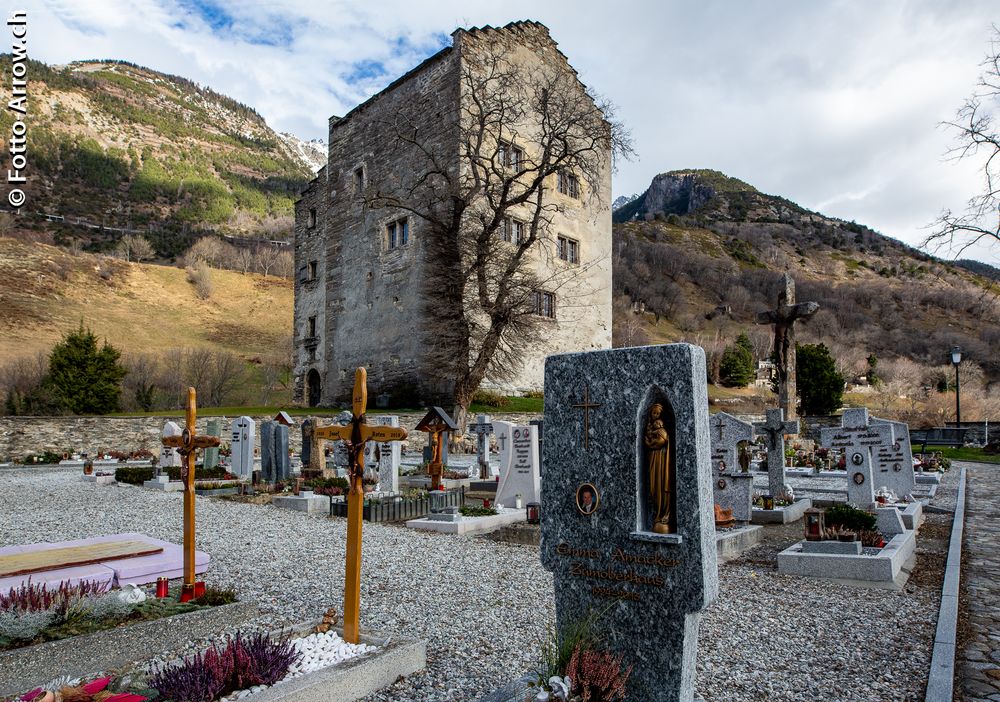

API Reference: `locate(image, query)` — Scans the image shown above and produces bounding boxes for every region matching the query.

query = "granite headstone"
[159,421,182,470]
[204,418,221,470]
[366,415,401,493]
[710,412,755,523]
[540,343,718,702]
[820,408,894,509]
[230,416,255,478]
[871,417,915,499]
[260,421,277,482]
[495,423,540,508]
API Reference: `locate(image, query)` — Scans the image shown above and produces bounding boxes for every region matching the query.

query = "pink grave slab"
[0,533,209,591]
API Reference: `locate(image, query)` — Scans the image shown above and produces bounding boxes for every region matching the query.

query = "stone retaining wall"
[0,412,542,462]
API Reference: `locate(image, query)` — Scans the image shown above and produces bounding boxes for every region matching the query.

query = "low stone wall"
[0,412,542,462]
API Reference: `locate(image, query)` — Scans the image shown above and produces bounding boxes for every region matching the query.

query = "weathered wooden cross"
[416,407,457,491]
[161,387,220,602]
[753,408,799,499]
[755,273,819,421]
[312,368,407,644]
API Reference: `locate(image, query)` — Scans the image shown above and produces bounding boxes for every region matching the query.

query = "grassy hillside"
[0,58,312,259]
[0,237,291,361]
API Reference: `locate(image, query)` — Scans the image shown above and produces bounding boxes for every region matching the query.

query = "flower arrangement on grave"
[823,504,877,534]
[305,476,350,496]
[530,614,632,702]
[858,529,886,548]
[459,505,498,517]
[442,469,467,480]
[18,674,151,702]
[774,487,795,507]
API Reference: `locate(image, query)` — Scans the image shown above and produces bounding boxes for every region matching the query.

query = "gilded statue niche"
[641,392,676,534]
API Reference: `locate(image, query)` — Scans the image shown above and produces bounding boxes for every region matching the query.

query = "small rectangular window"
[353,167,364,193]
[308,316,317,337]
[557,236,580,264]
[557,171,579,199]
[387,217,408,250]
[308,260,318,280]
[308,208,317,229]
[533,291,556,319]
[499,141,523,172]
[501,217,526,244]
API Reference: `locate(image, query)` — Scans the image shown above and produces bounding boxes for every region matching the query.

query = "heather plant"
[0,609,56,642]
[0,579,108,614]
[565,644,632,702]
[151,631,300,701]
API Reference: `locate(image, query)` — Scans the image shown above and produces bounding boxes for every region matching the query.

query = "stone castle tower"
[293,21,612,407]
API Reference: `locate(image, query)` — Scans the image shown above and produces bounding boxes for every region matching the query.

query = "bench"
[911,427,969,454]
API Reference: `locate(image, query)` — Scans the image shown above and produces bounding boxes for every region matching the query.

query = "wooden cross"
[755,273,819,421]
[423,421,448,490]
[161,387,220,602]
[572,384,601,450]
[312,368,407,644]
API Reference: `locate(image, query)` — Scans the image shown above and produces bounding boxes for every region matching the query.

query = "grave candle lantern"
[804,507,825,541]
[155,577,169,598]
[526,502,541,524]
[763,494,775,510]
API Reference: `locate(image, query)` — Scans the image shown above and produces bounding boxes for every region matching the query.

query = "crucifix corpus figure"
[416,407,459,490]
[161,387,221,602]
[755,273,819,421]
[313,368,407,644]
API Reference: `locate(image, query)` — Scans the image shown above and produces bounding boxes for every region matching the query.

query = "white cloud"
[26,0,1000,265]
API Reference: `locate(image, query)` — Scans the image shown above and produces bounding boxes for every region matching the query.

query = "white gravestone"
[230,416,256,478]
[820,408,894,509]
[364,415,401,493]
[495,423,540,508]
[159,421,182,470]
[871,417,916,499]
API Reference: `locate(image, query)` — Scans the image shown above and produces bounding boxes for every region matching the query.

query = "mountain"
[278,132,326,173]
[955,259,1000,281]
[612,170,1000,388]
[0,58,314,258]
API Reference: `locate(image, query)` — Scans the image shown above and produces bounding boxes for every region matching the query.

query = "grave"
[365,415,402,493]
[159,421,182,469]
[82,473,116,486]
[709,412,754,523]
[751,408,812,524]
[143,474,182,491]
[230,416,256,478]
[416,407,458,490]
[819,408,894,510]
[870,417,916,499]
[468,414,495,479]
[405,507,527,535]
[494,422,540,509]
[261,420,291,483]
[540,343,717,702]
[273,494,330,514]
[777,528,917,589]
[204,418,222,470]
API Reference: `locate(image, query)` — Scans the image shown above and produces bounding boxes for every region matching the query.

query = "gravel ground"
[0,466,949,701]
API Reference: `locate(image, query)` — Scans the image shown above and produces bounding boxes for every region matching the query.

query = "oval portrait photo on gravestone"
[576,483,599,515]
[851,452,865,466]
[853,472,866,485]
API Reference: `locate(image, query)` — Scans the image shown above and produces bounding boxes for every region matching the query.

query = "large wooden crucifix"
[755,273,819,421]
[161,387,220,602]
[313,368,407,644]
[416,407,458,491]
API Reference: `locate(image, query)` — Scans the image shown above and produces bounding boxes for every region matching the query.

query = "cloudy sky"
[29,0,1000,265]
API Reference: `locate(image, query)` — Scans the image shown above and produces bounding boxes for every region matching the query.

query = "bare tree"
[203,351,245,406]
[253,248,279,278]
[369,39,633,429]
[927,26,1000,255]
[115,234,155,263]
[235,247,255,274]
[273,250,294,279]
[122,352,160,411]
[612,295,649,348]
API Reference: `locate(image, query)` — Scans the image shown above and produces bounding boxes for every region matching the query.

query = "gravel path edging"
[924,463,967,702]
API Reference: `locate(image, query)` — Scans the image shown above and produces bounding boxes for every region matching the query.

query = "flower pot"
[301,490,315,498]
[838,532,857,542]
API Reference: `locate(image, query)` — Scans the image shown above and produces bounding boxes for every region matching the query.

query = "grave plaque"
[301,419,315,468]
[871,417,916,499]
[365,415,401,493]
[260,421,277,482]
[204,418,221,470]
[541,344,718,702]
[230,416,255,478]
[710,412,755,523]
[495,423,540,508]
[753,409,798,498]
[820,408,894,509]
[273,423,290,481]
[159,421,182,469]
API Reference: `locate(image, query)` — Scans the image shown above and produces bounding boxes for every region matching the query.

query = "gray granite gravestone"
[753,409,798,498]
[710,412,755,523]
[230,416,255,478]
[469,414,494,479]
[365,415,401,492]
[301,419,314,468]
[260,420,276,482]
[541,344,718,702]
[820,408,894,509]
[273,423,290,481]
[159,421,182,469]
[204,418,221,470]
[871,417,915,499]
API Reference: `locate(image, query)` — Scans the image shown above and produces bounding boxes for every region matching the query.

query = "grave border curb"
[924,463,967,702]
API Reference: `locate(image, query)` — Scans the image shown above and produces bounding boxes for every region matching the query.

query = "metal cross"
[572,384,601,451]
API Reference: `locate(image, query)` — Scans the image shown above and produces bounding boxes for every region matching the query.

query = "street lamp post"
[951,346,962,427]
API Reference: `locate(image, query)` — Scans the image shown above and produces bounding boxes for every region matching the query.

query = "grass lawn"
[911,445,1000,464]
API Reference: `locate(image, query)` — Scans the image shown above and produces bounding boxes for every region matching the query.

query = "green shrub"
[192,585,238,607]
[823,504,876,532]
[459,506,498,517]
[472,389,510,408]
[165,465,230,480]
[115,466,154,485]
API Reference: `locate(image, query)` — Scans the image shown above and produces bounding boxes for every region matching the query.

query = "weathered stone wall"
[292,166,329,405]
[0,413,542,462]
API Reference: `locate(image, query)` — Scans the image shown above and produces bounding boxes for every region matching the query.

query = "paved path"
[956,462,1000,701]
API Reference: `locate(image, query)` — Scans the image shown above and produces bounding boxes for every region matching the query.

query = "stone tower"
[293,21,612,407]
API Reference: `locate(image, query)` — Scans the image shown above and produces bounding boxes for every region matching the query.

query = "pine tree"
[45,324,127,414]
[719,332,755,387]
[797,343,845,415]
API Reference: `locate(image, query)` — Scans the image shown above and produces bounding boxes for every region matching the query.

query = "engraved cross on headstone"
[572,384,601,450]
[755,273,819,421]
[754,408,799,498]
